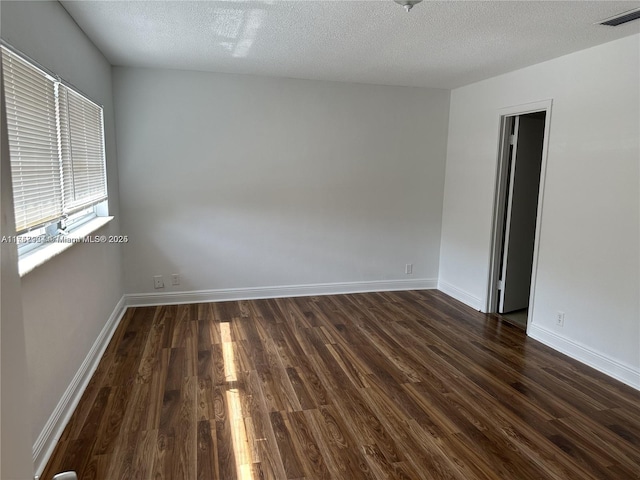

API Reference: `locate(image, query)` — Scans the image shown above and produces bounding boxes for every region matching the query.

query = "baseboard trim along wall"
[528,323,640,391]
[437,280,484,311]
[33,296,128,477]
[124,278,438,307]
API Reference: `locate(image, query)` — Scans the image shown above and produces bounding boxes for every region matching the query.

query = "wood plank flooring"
[42,290,640,479]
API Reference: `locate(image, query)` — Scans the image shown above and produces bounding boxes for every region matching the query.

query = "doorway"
[487,101,552,329]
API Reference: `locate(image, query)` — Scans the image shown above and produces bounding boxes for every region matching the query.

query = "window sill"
[19,216,114,277]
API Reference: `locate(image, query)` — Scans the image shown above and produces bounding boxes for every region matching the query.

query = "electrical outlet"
[405,263,413,275]
[153,275,164,289]
[171,274,180,286]
[555,311,565,327]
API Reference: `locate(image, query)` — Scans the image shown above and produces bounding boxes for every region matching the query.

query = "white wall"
[114,67,450,295]
[0,0,124,458]
[440,34,640,387]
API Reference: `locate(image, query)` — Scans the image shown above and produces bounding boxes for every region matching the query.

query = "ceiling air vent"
[598,8,640,26]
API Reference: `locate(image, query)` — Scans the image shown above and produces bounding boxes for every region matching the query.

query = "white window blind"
[2,47,63,233]
[1,45,107,235]
[59,86,107,214]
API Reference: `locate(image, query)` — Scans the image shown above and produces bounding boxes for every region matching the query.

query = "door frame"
[485,99,553,327]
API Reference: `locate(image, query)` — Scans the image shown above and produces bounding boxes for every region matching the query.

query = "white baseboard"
[33,296,128,477]
[125,278,437,307]
[437,280,484,311]
[528,323,640,391]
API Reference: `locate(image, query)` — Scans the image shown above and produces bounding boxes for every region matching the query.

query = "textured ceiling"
[60,1,640,88]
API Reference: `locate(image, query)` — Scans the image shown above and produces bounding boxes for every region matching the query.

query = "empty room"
[1,1,639,479]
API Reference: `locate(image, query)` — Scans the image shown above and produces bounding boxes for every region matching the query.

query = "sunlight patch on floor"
[221,322,254,479]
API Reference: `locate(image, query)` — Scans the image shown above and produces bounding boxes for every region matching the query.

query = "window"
[2,45,108,260]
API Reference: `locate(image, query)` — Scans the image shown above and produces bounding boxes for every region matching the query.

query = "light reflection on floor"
[221,322,254,479]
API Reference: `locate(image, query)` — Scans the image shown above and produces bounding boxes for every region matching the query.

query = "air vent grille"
[599,8,640,26]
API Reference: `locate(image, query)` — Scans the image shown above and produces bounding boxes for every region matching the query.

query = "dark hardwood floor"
[42,290,640,479]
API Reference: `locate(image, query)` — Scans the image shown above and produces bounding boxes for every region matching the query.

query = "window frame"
[1,42,111,270]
